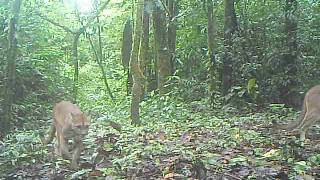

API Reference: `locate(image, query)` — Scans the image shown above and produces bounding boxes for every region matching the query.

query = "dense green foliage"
[0,0,319,179]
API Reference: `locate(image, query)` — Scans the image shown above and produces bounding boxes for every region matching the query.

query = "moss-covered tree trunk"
[139,0,150,98]
[280,0,298,107]
[2,0,22,136]
[153,2,171,95]
[130,0,145,125]
[207,0,218,106]
[222,0,237,95]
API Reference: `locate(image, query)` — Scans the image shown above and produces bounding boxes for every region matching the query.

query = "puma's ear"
[84,113,91,122]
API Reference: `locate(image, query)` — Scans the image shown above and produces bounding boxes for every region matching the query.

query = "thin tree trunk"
[207,0,217,106]
[168,0,177,74]
[97,16,114,101]
[121,19,133,95]
[222,0,237,95]
[2,0,22,136]
[130,0,145,125]
[153,2,171,95]
[280,0,298,107]
[72,32,81,102]
[87,34,115,102]
[132,0,135,31]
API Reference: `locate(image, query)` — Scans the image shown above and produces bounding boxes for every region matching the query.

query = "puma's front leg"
[57,126,73,159]
[55,128,62,156]
[71,140,83,169]
[59,134,71,159]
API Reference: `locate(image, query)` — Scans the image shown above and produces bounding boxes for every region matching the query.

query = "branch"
[36,0,110,34]
[159,0,170,15]
[82,0,111,29]
[170,7,189,22]
[37,13,74,34]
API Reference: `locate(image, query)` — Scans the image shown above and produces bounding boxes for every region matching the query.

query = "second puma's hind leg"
[298,111,319,141]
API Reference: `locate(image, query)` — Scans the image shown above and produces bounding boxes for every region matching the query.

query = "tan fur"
[274,85,320,141]
[43,101,90,168]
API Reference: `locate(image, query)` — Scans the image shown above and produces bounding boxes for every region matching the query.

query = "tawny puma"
[43,101,90,168]
[274,85,320,141]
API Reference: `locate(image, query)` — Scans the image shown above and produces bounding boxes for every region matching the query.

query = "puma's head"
[71,112,90,137]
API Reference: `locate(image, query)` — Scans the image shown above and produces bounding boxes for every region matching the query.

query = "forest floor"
[1,99,320,179]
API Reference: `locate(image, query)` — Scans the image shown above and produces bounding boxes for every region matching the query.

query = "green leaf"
[294,161,311,174]
[247,78,256,94]
[230,156,247,166]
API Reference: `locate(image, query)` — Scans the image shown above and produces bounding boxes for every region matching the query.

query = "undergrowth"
[0,95,320,179]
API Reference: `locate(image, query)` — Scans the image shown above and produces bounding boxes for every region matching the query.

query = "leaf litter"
[1,101,320,179]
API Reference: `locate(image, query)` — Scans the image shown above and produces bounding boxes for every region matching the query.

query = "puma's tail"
[272,97,307,130]
[41,123,56,145]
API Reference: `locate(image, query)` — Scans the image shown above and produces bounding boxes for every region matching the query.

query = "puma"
[274,85,320,141]
[42,101,90,168]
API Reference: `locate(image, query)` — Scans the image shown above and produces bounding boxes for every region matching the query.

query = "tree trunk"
[168,0,177,74]
[153,2,171,95]
[85,17,115,102]
[279,0,298,107]
[121,19,133,95]
[130,0,145,125]
[207,0,217,106]
[97,16,114,101]
[72,32,81,102]
[2,0,22,136]
[139,0,150,98]
[222,0,237,95]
